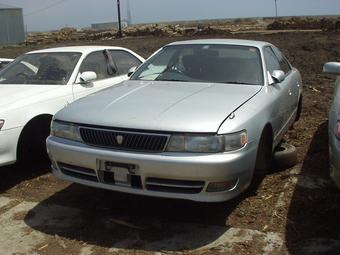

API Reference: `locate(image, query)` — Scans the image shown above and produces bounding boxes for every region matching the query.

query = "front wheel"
[255,128,273,174]
[16,117,51,168]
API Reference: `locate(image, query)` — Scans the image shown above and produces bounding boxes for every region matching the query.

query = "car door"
[72,50,126,100]
[271,46,300,120]
[264,46,292,139]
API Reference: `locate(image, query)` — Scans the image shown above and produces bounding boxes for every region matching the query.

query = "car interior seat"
[36,57,67,83]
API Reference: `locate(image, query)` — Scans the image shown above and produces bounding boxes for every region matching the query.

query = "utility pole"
[116,0,122,38]
[274,0,278,17]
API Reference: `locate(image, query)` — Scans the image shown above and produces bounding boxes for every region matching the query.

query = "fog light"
[206,179,238,192]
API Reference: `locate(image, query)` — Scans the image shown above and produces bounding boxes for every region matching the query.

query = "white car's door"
[72,50,126,101]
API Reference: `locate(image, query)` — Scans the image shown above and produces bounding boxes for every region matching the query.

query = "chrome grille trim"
[59,164,96,177]
[145,177,205,194]
[79,126,170,152]
[58,162,98,182]
[146,181,204,189]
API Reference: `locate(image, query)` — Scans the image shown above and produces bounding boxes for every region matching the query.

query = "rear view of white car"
[0,46,144,167]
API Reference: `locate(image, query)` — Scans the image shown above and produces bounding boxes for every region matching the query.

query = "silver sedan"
[324,62,340,188]
[47,39,303,202]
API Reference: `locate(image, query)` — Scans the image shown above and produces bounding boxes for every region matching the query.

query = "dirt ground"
[0,31,340,255]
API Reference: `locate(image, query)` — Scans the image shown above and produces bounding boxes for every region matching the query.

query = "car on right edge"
[323,62,340,188]
[47,39,303,202]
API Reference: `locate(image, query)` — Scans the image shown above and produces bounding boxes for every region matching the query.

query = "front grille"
[80,127,169,152]
[145,177,205,194]
[58,162,98,182]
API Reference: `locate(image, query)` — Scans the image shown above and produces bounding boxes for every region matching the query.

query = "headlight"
[166,130,247,153]
[50,120,82,142]
[0,120,4,130]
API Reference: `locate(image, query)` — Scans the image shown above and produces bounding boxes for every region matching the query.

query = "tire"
[16,116,51,168]
[273,143,298,169]
[255,128,273,174]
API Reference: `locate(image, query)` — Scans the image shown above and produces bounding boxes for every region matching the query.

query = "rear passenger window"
[272,46,291,74]
[110,50,142,75]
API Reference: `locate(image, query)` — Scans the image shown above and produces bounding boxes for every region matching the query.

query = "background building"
[91,20,129,30]
[91,0,131,31]
[0,4,25,45]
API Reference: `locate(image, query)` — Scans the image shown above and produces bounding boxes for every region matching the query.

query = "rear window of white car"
[131,44,264,85]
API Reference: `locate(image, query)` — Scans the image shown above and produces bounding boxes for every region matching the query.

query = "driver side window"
[79,51,112,81]
[264,47,281,74]
[272,46,291,74]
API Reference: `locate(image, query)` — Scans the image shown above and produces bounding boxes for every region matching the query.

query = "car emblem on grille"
[116,135,124,145]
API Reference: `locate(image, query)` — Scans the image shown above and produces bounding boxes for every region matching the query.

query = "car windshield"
[131,44,264,85]
[0,52,81,85]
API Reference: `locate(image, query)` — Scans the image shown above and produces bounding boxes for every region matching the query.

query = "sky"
[0,0,339,32]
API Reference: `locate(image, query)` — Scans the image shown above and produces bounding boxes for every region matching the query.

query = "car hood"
[56,80,262,133]
[0,84,60,109]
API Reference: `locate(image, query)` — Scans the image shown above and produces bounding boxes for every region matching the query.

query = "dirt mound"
[267,17,340,31]
[26,24,232,45]
[124,24,230,37]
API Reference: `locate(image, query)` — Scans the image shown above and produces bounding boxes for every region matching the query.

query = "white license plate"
[112,167,129,183]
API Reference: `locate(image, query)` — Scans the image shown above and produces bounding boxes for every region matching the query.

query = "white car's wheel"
[17,115,51,168]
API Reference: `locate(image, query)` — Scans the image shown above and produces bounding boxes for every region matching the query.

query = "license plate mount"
[100,161,136,186]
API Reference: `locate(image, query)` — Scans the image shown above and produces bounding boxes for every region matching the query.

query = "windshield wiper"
[155,78,188,82]
[221,81,257,85]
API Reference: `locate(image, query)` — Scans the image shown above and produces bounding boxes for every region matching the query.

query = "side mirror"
[323,62,340,75]
[127,66,137,77]
[271,70,285,83]
[79,71,97,84]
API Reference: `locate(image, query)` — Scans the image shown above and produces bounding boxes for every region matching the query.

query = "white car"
[0,58,13,70]
[0,46,144,167]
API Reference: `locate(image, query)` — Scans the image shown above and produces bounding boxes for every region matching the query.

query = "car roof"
[27,46,130,55]
[167,39,271,48]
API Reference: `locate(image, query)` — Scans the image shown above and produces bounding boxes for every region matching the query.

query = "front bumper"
[47,136,258,202]
[0,127,22,167]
